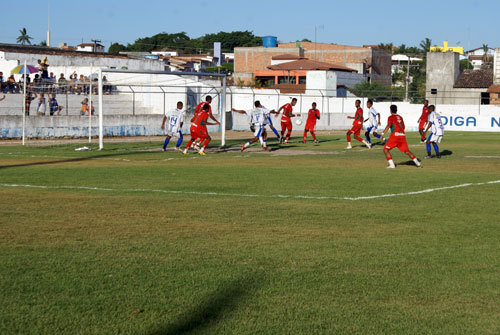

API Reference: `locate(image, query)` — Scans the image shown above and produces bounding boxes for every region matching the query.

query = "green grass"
[0,132,499,334]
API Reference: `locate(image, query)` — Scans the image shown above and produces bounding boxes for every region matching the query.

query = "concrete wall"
[0,51,164,80]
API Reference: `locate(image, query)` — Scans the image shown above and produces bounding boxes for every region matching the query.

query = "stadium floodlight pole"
[22,60,26,146]
[98,68,103,150]
[221,75,227,147]
[89,63,93,143]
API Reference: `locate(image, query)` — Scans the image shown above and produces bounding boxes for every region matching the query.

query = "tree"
[419,38,432,53]
[300,38,312,42]
[395,43,407,54]
[460,59,473,70]
[481,44,492,69]
[378,43,394,53]
[39,40,47,47]
[17,27,33,45]
[108,43,127,54]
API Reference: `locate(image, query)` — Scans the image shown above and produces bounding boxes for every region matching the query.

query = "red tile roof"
[454,69,493,88]
[271,54,303,60]
[267,59,357,72]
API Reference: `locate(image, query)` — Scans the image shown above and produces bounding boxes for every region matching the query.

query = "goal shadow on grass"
[149,272,263,335]
[0,150,154,170]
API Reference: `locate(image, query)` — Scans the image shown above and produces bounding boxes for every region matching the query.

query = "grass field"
[1,131,499,334]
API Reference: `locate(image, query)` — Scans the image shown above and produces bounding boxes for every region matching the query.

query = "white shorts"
[428,133,443,143]
[365,124,378,133]
[253,125,263,138]
[166,126,182,138]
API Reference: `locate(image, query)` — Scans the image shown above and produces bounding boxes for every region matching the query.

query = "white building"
[151,48,179,57]
[76,43,105,53]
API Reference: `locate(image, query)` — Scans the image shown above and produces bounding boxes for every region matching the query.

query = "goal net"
[96,69,227,150]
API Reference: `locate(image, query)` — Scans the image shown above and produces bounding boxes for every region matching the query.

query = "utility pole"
[91,39,101,53]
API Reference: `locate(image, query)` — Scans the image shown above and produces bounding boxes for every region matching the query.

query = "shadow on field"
[440,150,453,156]
[149,272,262,335]
[0,150,153,170]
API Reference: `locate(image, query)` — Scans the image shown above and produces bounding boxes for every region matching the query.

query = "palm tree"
[419,38,432,54]
[481,44,492,69]
[17,27,33,45]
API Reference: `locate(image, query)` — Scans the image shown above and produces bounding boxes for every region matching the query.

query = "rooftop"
[267,59,357,72]
[0,43,130,59]
[454,69,493,88]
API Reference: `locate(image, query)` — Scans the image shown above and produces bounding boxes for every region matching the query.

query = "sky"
[1,0,499,52]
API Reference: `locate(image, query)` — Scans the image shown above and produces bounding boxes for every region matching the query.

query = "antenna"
[91,39,102,53]
[47,0,51,46]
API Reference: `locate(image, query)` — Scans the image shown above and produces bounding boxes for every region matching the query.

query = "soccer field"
[1,132,499,334]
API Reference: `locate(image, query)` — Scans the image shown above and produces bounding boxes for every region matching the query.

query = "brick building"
[234,42,391,85]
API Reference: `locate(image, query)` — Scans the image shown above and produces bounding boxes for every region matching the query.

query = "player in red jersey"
[346,99,371,149]
[183,104,219,156]
[192,95,219,149]
[303,102,320,143]
[381,104,422,168]
[417,99,430,143]
[276,98,298,143]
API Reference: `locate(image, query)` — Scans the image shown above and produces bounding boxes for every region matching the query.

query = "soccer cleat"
[194,145,200,152]
[162,148,166,152]
[174,147,181,151]
[346,143,352,149]
[420,140,426,144]
[313,140,319,144]
[363,140,372,149]
[284,139,289,144]
[262,146,269,151]
[241,144,246,152]
[198,151,206,156]
[386,165,396,169]
[424,155,432,159]
[436,154,441,159]
[182,150,188,155]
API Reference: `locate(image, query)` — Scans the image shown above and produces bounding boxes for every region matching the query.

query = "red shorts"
[190,126,207,140]
[385,135,409,152]
[348,123,362,136]
[418,120,427,130]
[281,121,292,131]
[305,121,316,132]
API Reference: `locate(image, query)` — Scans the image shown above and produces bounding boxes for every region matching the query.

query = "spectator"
[33,74,41,92]
[78,74,86,94]
[71,73,79,94]
[40,57,49,79]
[49,92,63,116]
[25,85,37,115]
[80,97,88,115]
[36,59,43,72]
[7,75,18,93]
[58,73,67,94]
[37,92,47,116]
[103,76,112,94]
[0,71,4,93]
[48,72,56,92]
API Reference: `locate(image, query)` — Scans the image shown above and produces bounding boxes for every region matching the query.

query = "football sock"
[163,137,170,149]
[346,135,351,142]
[262,140,267,147]
[185,139,194,150]
[286,131,292,140]
[433,143,439,154]
[413,157,421,166]
[355,136,364,143]
[426,143,431,152]
[303,132,307,142]
[311,132,317,141]
[176,132,183,147]
[410,154,416,160]
[244,141,251,148]
[421,134,425,141]
[202,138,210,149]
[365,135,371,143]
[271,127,280,138]
[387,158,395,168]
[259,137,264,145]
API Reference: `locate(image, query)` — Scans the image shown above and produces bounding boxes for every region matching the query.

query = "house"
[151,48,180,57]
[165,54,219,72]
[430,41,464,55]
[426,49,500,105]
[391,54,423,74]
[465,47,495,70]
[234,41,391,86]
[76,43,105,53]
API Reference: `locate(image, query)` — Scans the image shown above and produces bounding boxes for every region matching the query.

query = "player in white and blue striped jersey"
[424,105,444,159]
[160,101,185,151]
[261,105,281,142]
[232,101,275,151]
[364,100,385,145]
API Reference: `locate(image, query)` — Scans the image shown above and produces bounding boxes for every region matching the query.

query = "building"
[165,54,219,72]
[426,49,500,105]
[0,43,164,81]
[465,47,495,70]
[430,41,464,55]
[76,43,105,53]
[151,48,180,57]
[234,41,391,86]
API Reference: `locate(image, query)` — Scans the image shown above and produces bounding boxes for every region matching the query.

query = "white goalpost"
[96,69,227,150]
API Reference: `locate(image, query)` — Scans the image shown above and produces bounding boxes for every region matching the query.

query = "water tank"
[262,36,277,48]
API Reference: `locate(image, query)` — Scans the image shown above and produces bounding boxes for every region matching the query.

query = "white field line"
[465,156,500,159]
[1,180,499,201]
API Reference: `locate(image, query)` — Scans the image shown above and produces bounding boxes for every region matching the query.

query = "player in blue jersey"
[424,105,444,159]
[161,101,185,151]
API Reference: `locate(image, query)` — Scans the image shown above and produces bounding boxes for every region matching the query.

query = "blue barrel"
[262,36,277,48]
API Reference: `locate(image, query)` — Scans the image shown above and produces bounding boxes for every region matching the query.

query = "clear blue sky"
[1,0,499,52]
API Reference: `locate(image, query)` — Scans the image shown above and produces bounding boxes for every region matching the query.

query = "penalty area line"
[1,180,499,201]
